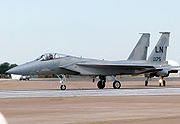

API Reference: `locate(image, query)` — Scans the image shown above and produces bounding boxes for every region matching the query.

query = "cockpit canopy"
[36,53,69,61]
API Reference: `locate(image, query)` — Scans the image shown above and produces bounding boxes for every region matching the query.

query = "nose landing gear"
[57,74,66,90]
[60,84,66,90]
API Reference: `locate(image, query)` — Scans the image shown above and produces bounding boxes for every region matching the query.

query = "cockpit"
[36,53,69,61]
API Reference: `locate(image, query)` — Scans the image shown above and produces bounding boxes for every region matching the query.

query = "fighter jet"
[7,32,179,90]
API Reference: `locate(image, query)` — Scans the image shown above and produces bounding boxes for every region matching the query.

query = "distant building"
[38,74,54,78]
[11,74,22,80]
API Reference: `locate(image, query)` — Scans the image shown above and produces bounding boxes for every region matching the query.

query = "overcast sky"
[0,0,180,64]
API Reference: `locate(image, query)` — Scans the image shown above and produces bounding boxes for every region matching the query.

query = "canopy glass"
[36,53,68,61]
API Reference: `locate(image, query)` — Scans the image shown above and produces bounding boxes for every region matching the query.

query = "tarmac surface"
[1,78,180,124]
[1,88,180,98]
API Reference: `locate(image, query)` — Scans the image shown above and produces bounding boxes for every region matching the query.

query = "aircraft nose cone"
[6,63,32,75]
[6,61,37,75]
[6,67,20,74]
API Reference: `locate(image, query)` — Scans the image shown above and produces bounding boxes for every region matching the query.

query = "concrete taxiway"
[1,79,180,124]
[1,88,180,98]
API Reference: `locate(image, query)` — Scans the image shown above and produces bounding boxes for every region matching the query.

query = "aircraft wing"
[60,62,180,76]
[67,63,157,76]
[76,63,155,69]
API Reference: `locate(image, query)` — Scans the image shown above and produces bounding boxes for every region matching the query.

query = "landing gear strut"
[97,76,106,89]
[163,80,166,86]
[145,77,149,86]
[57,74,66,90]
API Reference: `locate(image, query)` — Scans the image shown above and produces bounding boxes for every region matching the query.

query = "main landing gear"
[97,80,106,89]
[97,76,106,89]
[159,77,166,87]
[97,76,121,89]
[145,77,149,86]
[144,76,166,87]
[57,74,66,90]
[113,80,121,89]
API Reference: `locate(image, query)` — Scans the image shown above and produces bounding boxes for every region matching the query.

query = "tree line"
[0,62,17,78]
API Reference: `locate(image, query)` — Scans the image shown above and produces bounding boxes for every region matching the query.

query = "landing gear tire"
[163,80,166,86]
[97,80,105,89]
[60,85,66,90]
[145,81,148,86]
[113,81,121,89]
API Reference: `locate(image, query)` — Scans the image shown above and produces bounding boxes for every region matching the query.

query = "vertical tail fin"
[128,33,150,60]
[147,32,170,64]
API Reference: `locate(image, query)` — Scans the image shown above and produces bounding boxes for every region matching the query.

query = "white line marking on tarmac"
[1,88,180,98]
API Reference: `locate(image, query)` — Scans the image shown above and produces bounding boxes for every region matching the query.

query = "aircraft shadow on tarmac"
[50,87,163,91]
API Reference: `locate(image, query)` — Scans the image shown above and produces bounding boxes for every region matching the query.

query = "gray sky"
[0,0,180,64]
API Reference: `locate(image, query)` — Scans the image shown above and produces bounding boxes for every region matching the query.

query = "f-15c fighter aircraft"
[7,32,179,90]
